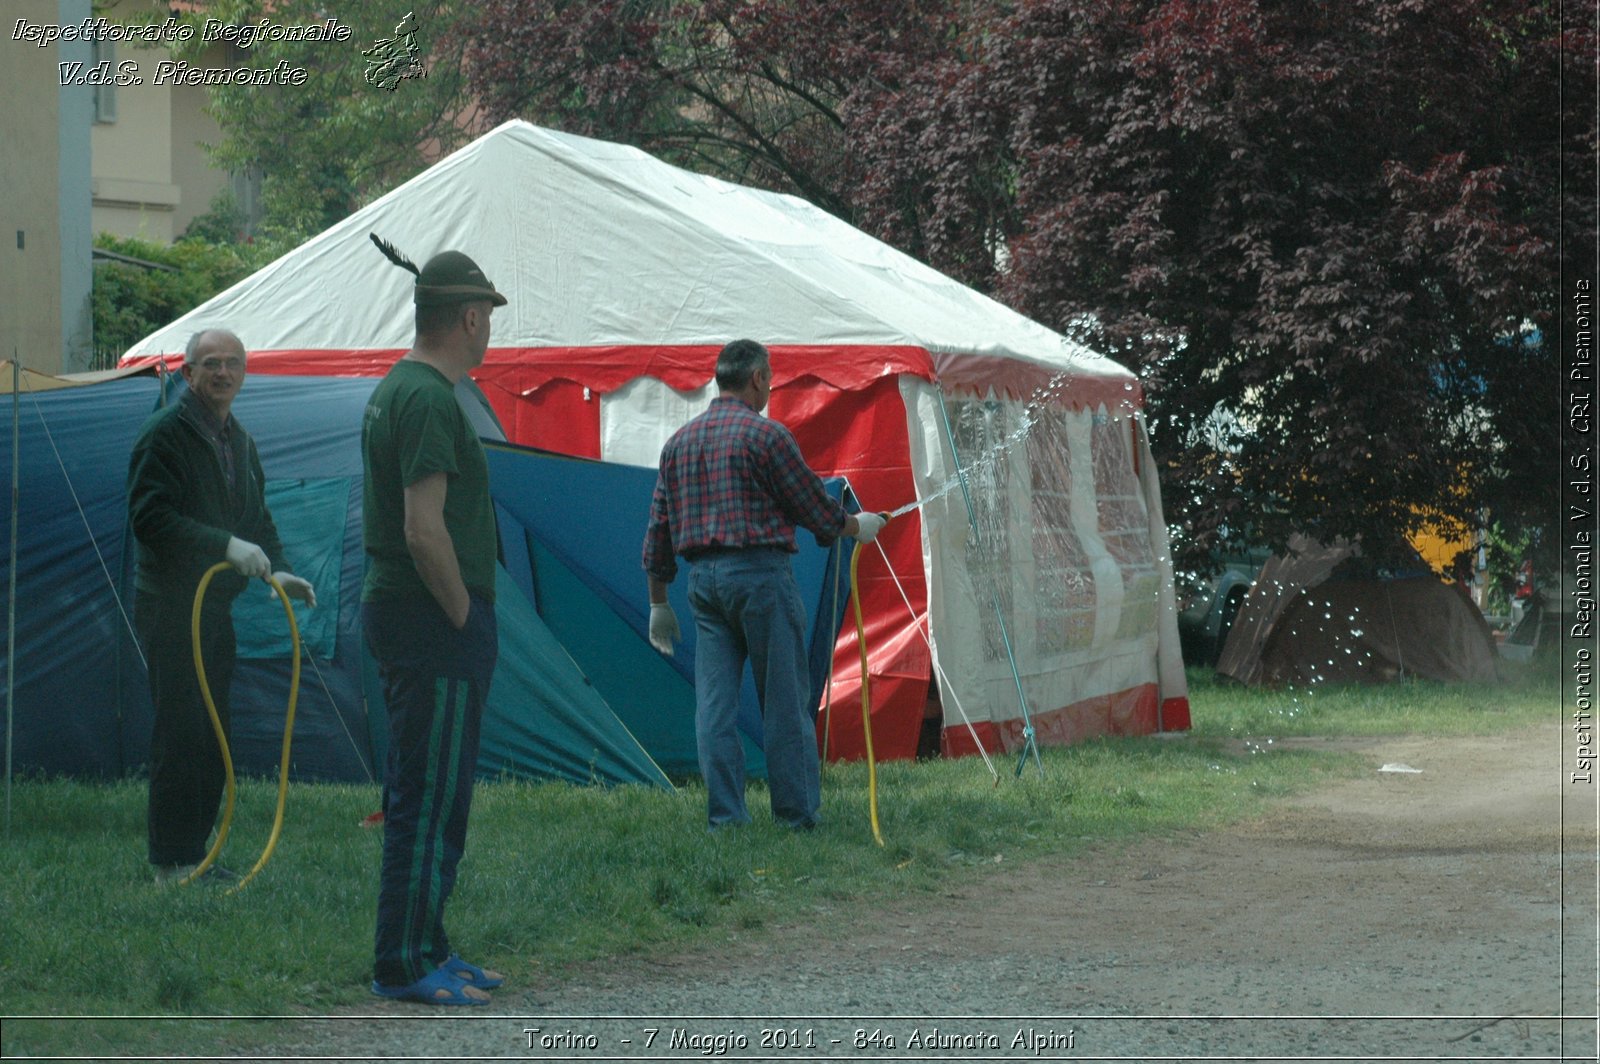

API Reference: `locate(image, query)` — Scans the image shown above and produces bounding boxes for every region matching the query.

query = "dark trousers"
[365,593,497,987]
[137,589,237,867]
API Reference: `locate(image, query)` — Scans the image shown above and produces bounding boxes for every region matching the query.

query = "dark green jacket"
[127,389,289,606]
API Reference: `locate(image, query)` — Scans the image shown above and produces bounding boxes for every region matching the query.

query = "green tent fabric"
[484,440,852,781]
[233,477,349,660]
[364,567,672,790]
[520,532,762,781]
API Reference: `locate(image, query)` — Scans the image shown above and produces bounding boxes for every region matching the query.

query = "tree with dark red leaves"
[868,0,1592,577]
[461,1,982,223]
[464,0,1591,577]
[951,0,1587,575]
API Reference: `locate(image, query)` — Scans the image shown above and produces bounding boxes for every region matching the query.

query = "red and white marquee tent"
[124,120,1190,762]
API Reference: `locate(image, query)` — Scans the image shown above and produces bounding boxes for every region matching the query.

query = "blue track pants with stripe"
[364,593,497,987]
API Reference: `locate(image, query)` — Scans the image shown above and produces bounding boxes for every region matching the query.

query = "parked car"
[1178,549,1270,667]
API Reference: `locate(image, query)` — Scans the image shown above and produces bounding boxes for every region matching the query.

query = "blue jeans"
[688,548,821,829]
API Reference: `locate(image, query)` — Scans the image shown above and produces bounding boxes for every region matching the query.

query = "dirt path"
[252,723,1597,1063]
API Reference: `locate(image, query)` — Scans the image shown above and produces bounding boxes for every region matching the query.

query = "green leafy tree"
[91,234,259,365]
[159,0,484,243]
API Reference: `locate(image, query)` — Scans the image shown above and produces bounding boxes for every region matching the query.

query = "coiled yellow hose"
[181,561,301,893]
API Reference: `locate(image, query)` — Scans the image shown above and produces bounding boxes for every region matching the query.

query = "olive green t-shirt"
[361,359,497,603]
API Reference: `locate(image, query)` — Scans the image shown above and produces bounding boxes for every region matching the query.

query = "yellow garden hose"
[849,515,890,847]
[181,561,301,893]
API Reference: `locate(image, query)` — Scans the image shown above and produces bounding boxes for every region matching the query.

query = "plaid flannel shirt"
[643,396,847,583]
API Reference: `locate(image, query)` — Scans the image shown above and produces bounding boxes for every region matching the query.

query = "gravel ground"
[184,724,1600,1062]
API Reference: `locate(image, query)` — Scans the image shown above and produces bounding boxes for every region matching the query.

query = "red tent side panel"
[769,376,928,763]
[932,351,1144,410]
[491,378,602,459]
[123,349,408,375]
[476,344,935,394]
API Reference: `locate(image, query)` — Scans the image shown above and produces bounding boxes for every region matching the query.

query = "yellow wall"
[89,39,177,241]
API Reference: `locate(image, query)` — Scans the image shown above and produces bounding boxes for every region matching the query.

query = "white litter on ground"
[1378,763,1424,774]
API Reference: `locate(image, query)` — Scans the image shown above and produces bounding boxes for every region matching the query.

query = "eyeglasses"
[193,356,245,374]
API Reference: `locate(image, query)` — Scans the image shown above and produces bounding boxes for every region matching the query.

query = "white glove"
[853,512,887,544]
[648,602,681,654]
[225,536,270,578]
[270,571,317,608]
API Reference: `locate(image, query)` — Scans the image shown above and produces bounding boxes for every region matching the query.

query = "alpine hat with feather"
[370,234,507,307]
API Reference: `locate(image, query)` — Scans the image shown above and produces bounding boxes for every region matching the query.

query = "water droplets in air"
[890,371,1083,519]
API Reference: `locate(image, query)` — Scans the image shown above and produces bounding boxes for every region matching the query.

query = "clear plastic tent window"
[944,397,1158,665]
[950,398,1017,664]
[1091,414,1159,642]
[1026,408,1096,655]
[949,397,1099,662]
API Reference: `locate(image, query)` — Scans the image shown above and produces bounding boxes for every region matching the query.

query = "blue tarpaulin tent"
[1,368,849,790]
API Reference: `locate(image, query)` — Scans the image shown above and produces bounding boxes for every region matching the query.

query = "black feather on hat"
[369,233,419,277]
[369,233,507,307]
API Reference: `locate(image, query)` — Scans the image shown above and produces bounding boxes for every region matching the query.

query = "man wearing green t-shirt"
[362,248,505,1006]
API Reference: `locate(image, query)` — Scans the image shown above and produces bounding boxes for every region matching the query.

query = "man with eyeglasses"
[127,328,316,885]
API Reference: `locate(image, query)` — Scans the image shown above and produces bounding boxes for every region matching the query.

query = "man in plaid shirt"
[643,339,886,830]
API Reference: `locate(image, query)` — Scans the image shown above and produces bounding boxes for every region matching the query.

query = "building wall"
[88,36,229,242]
[166,71,229,236]
[1,0,94,373]
[3,0,237,373]
[89,39,177,241]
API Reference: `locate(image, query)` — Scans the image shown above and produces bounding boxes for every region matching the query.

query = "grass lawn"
[0,651,1558,1057]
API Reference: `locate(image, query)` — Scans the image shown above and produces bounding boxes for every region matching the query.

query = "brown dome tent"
[1215,535,1499,686]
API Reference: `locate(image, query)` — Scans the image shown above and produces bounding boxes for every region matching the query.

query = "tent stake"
[934,389,1043,778]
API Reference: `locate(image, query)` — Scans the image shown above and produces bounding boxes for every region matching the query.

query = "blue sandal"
[371,967,489,1006]
[441,953,504,989]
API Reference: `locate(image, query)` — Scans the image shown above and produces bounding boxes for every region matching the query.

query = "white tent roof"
[124,121,1134,396]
